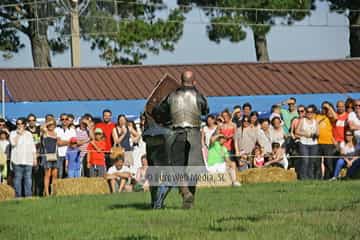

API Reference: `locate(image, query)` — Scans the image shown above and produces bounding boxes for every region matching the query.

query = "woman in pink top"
[218,110,237,153]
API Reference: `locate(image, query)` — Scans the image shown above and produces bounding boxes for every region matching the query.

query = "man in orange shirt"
[333,101,349,144]
[316,102,337,179]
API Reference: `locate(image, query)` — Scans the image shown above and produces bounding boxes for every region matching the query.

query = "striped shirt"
[76,128,89,157]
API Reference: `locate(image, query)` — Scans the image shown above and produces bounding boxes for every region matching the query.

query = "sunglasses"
[288,103,295,106]
[16,122,24,126]
[28,119,36,122]
[298,110,305,113]
[345,134,353,137]
[355,104,360,107]
[306,111,314,114]
[0,123,5,126]
[61,118,68,121]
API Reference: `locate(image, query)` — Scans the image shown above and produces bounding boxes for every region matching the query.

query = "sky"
[0,0,350,68]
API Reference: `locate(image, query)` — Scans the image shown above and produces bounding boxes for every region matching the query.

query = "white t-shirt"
[339,142,356,155]
[203,126,217,148]
[10,131,36,166]
[55,127,76,157]
[108,165,131,179]
[348,112,360,140]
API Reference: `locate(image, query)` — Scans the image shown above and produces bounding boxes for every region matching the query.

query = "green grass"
[1,181,360,240]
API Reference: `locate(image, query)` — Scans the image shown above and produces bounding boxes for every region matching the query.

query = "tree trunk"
[30,35,52,67]
[349,12,360,58]
[254,32,269,62]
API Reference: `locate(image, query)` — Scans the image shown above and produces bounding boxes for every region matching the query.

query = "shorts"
[44,160,58,169]
[207,163,226,173]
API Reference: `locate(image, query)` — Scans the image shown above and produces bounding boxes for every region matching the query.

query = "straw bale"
[237,167,297,184]
[52,177,110,196]
[0,184,15,201]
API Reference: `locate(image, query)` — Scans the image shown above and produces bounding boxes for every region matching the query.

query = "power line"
[1,15,358,29]
[0,0,57,8]
[1,0,360,14]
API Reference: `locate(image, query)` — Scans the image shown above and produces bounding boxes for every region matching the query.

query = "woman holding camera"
[295,105,319,180]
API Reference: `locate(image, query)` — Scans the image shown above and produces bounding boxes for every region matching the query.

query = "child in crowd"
[106,155,132,193]
[87,128,107,177]
[135,155,149,192]
[253,146,265,168]
[65,137,81,178]
[269,104,282,122]
[0,131,9,183]
[207,134,241,187]
[265,142,288,169]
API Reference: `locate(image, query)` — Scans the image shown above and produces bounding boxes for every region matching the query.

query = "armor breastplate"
[169,88,201,128]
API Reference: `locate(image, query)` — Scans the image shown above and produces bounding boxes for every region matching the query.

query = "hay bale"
[196,173,232,188]
[52,177,111,197]
[237,167,297,184]
[0,184,15,201]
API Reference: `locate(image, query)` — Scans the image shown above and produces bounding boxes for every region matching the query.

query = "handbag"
[45,153,57,162]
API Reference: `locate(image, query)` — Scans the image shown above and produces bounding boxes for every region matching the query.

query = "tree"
[323,0,360,57]
[178,0,313,61]
[0,0,185,67]
[0,0,67,67]
[79,0,185,65]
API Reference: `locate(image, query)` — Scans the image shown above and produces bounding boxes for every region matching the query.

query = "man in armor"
[144,71,209,209]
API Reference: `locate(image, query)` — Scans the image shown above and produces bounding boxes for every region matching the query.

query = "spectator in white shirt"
[55,113,76,178]
[10,118,37,197]
[348,99,360,150]
[105,156,132,193]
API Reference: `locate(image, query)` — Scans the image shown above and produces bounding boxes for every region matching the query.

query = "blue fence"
[5,93,360,120]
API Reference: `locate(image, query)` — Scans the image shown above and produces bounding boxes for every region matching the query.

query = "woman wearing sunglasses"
[295,105,319,180]
[331,130,357,180]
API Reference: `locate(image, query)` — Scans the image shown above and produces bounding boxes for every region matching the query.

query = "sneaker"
[329,177,337,181]
[232,181,242,187]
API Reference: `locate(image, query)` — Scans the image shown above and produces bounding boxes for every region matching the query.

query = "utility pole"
[70,0,80,67]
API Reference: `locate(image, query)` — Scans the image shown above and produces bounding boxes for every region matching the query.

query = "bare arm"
[112,128,120,145]
[129,127,140,142]
[201,128,206,147]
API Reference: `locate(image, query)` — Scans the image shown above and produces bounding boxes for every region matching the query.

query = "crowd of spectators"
[0,97,359,198]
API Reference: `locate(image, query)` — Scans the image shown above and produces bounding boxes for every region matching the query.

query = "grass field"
[0,181,360,240]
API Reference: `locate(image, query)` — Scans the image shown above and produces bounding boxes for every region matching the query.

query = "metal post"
[70,1,80,67]
[2,79,5,119]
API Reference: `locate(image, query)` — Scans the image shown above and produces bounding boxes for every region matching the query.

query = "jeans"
[333,158,347,178]
[13,164,33,198]
[347,158,360,178]
[57,156,66,179]
[298,143,319,180]
[68,169,80,178]
[318,144,336,179]
[89,165,105,177]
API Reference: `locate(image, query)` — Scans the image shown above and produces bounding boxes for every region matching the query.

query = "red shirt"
[95,122,115,151]
[333,112,348,143]
[87,140,107,166]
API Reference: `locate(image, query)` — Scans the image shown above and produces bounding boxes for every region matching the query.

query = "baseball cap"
[69,137,77,144]
[94,128,103,134]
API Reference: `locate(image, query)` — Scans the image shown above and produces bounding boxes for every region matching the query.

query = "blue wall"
[5,93,360,120]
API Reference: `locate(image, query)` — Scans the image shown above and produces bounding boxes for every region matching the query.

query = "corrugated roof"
[0,58,359,102]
